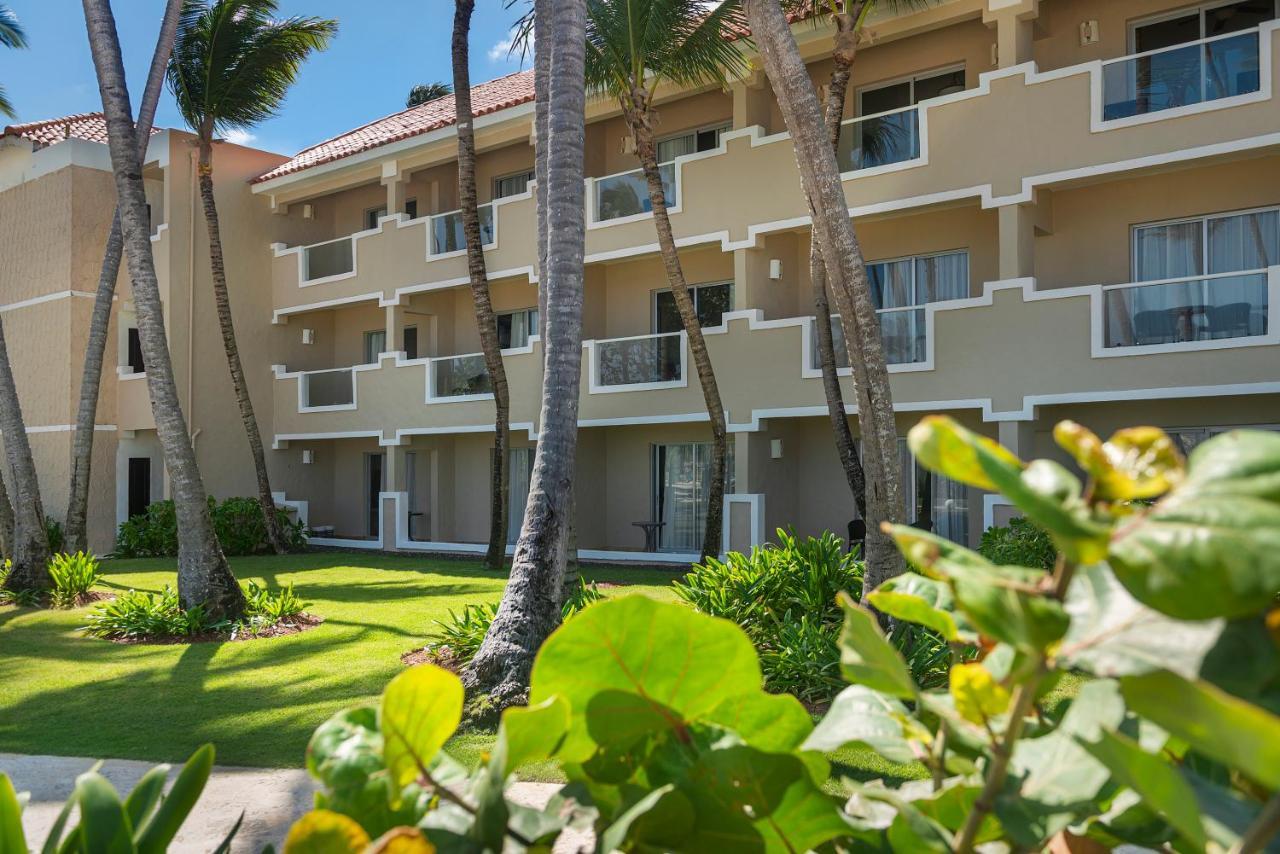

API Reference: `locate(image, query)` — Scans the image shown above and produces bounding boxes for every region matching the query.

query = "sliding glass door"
[652,442,733,553]
[507,448,534,544]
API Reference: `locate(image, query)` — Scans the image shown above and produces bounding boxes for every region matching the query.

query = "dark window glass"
[405,198,418,219]
[497,313,514,348]
[127,458,151,520]
[1135,13,1201,51]
[913,68,967,101]
[653,283,732,333]
[127,328,145,374]
[1207,0,1275,36]
[861,81,912,114]
[403,326,418,360]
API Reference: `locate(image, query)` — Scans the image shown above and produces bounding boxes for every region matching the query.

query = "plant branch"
[1232,792,1280,854]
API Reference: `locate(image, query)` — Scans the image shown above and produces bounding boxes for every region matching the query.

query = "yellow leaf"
[381,664,464,789]
[283,810,370,854]
[908,416,1023,493]
[1055,421,1184,500]
[950,663,1010,725]
[369,827,436,854]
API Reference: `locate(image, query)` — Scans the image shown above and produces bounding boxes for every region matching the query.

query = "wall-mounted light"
[302,328,315,345]
[302,449,315,464]
[768,259,783,280]
[1079,20,1100,46]
[770,438,784,459]
[302,203,314,219]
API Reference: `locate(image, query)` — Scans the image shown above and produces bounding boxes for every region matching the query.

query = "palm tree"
[796,0,924,529]
[464,0,588,711]
[0,5,26,118]
[0,465,13,562]
[81,0,245,619]
[582,0,750,562]
[0,318,51,591]
[406,81,452,107]
[167,0,335,555]
[453,0,512,572]
[65,0,185,555]
[743,0,905,592]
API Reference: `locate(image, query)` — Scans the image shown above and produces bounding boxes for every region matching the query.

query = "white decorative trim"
[722,493,766,555]
[116,367,147,380]
[585,331,689,394]
[983,494,1015,531]
[0,290,97,314]
[1,424,119,435]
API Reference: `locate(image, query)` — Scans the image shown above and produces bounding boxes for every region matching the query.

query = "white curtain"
[1134,220,1202,280]
[507,448,534,544]
[656,443,734,552]
[917,252,970,302]
[657,133,697,164]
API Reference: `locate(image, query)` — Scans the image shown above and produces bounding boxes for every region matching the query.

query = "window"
[494,170,535,199]
[497,308,539,349]
[819,251,969,366]
[403,326,419,360]
[898,439,969,546]
[1107,207,1276,347]
[656,123,730,164]
[1167,423,1279,456]
[127,327,145,374]
[653,282,733,334]
[859,66,966,116]
[506,447,535,544]
[1130,1,1275,53]
[363,329,387,365]
[365,199,418,230]
[652,442,735,552]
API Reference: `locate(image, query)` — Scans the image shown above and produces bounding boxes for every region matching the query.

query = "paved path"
[1,753,574,852]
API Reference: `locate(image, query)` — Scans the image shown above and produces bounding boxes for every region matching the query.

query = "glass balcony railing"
[1102,29,1262,122]
[303,237,354,281]
[301,368,355,408]
[837,106,921,172]
[812,309,928,368]
[430,353,492,398]
[1103,270,1269,348]
[430,204,495,255]
[594,163,676,222]
[594,331,684,387]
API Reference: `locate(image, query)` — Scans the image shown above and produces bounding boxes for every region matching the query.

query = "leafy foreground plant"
[976,515,1056,571]
[283,420,1280,852]
[47,550,104,608]
[83,580,311,641]
[0,745,239,852]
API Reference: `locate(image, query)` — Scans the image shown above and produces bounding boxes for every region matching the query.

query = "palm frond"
[0,4,26,49]
[168,0,335,137]
[0,84,13,120]
[584,0,751,100]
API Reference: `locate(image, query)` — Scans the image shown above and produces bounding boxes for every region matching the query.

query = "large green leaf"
[704,690,814,754]
[0,774,27,854]
[528,596,763,762]
[843,781,960,850]
[121,766,168,837]
[908,415,1024,493]
[135,744,213,854]
[494,695,569,777]
[74,772,135,854]
[305,706,420,837]
[1060,563,1224,678]
[866,572,976,643]
[804,685,924,765]
[837,594,916,698]
[380,665,463,789]
[1081,731,1206,850]
[1179,428,1280,501]
[1122,669,1280,790]
[1054,422,1184,501]
[598,785,692,853]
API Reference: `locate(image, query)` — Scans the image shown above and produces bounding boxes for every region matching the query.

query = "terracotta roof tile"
[251,69,536,184]
[2,112,162,149]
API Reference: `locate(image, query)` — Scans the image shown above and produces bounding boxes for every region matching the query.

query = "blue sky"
[0,0,528,156]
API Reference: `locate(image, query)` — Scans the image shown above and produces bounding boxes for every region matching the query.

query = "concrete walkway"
[1,753,573,852]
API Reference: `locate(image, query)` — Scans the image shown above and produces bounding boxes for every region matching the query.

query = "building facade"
[2,0,1278,562]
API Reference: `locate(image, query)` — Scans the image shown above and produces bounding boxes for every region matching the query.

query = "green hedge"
[115,497,306,558]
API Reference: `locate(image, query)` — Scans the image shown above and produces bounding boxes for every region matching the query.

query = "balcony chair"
[1132,309,1180,345]
[1208,301,1255,338]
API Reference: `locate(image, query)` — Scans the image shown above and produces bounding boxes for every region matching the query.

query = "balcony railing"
[837,106,921,172]
[429,353,492,399]
[1102,28,1262,122]
[593,331,685,388]
[302,236,355,282]
[1103,269,1269,348]
[812,309,929,369]
[594,163,676,222]
[429,204,495,255]
[301,368,355,408]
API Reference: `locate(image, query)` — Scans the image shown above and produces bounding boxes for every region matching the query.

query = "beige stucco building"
[2,0,1278,562]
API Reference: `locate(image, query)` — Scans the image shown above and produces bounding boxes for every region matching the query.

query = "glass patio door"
[653,442,728,553]
[507,447,534,544]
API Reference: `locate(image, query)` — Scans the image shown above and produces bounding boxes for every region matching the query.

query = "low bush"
[45,517,64,554]
[421,578,602,668]
[83,580,311,641]
[0,560,39,607]
[977,514,1056,570]
[47,551,103,608]
[675,529,952,702]
[114,497,306,558]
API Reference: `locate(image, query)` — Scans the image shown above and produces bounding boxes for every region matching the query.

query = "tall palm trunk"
[452,0,511,572]
[464,0,588,710]
[0,317,51,590]
[624,90,726,562]
[744,0,904,592]
[64,0,182,555]
[0,461,13,561]
[82,0,245,618]
[195,126,285,555]
[811,6,868,521]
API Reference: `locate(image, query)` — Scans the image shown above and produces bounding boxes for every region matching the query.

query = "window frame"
[1130,203,1280,281]
[492,169,536,200]
[856,63,967,118]
[362,329,387,365]
[649,280,735,334]
[863,248,972,311]
[654,121,732,165]
[1127,0,1279,53]
[496,306,540,350]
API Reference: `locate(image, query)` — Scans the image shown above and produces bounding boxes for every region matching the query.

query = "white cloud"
[223,129,256,146]
[488,35,516,62]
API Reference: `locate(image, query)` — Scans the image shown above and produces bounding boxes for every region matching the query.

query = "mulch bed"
[401,645,464,674]
[108,613,325,646]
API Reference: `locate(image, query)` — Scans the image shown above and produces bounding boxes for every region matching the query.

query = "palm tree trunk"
[625,91,727,563]
[195,130,285,555]
[81,0,245,619]
[65,0,183,555]
[0,317,51,590]
[811,5,868,522]
[0,460,13,561]
[744,0,904,592]
[463,0,587,711]
[453,0,510,572]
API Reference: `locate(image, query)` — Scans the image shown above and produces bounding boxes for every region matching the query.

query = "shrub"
[977,515,1056,570]
[422,578,602,667]
[0,560,38,607]
[47,551,103,608]
[83,580,310,641]
[45,517,64,554]
[114,497,306,558]
[241,580,308,625]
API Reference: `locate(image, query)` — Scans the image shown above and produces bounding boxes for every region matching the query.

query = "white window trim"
[1131,203,1280,280]
[655,121,733,165]
[1127,0,1280,53]
[856,63,967,116]
[496,306,540,348]
[864,248,972,310]
[650,280,735,334]
[492,169,536,200]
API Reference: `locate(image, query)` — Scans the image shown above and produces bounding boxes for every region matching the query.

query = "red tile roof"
[251,69,537,185]
[2,112,162,149]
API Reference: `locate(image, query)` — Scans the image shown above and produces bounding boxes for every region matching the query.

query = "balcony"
[429,203,495,256]
[1102,29,1262,123]
[428,353,493,401]
[810,309,931,371]
[588,331,686,392]
[592,163,676,223]
[302,237,355,283]
[836,106,921,172]
[300,368,356,410]
[1103,269,1272,351]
